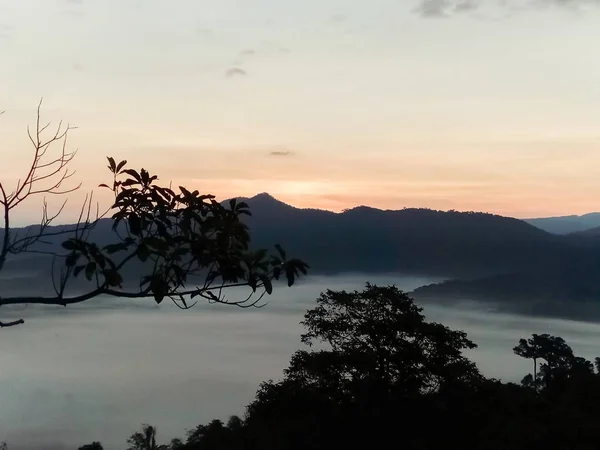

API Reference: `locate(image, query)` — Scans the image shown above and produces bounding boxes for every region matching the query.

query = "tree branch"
[0,318,25,328]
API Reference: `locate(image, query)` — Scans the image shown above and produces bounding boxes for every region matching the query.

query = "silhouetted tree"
[127,424,167,450]
[78,442,104,450]
[296,283,481,394]
[513,334,545,389]
[513,333,580,389]
[167,438,185,450]
[245,283,482,449]
[0,104,308,328]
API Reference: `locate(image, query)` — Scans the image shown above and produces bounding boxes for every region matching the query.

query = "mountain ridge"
[2,193,600,320]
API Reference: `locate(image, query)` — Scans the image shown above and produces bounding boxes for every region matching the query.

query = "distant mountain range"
[524,213,600,235]
[3,193,600,321]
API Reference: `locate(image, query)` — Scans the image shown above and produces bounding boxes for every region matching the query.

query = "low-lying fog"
[3,274,600,449]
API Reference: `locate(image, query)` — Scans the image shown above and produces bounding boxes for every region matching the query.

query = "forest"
[66,283,600,450]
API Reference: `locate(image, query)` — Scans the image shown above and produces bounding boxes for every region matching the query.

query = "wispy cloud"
[415,0,600,17]
[269,150,294,156]
[225,67,247,78]
[415,0,478,17]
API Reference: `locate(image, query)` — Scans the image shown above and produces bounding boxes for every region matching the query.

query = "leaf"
[98,183,110,189]
[107,156,116,172]
[248,273,257,292]
[122,169,142,183]
[273,266,281,280]
[85,262,97,281]
[73,264,85,277]
[65,252,80,267]
[104,269,122,287]
[61,239,76,251]
[140,168,150,184]
[116,160,127,173]
[150,277,166,304]
[285,265,295,287]
[274,244,286,261]
[260,275,273,295]
[289,259,309,275]
[128,215,142,236]
[136,244,149,262]
[104,242,128,254]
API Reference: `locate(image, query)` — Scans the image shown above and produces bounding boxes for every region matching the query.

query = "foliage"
[0,150,308,324]
[0,104,307,327]
[298,283,481,392]
[78,443,104,450]
[126,424,167,450]
[56,157,308,309]
[244,284,483,449]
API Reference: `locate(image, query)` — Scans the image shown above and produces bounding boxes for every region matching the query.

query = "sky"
[2,0,600,225]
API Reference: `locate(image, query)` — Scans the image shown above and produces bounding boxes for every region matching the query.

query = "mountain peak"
[229,193,298,213]
[250,192,278,202]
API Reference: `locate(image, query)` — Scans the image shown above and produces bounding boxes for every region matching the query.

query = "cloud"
[269,151,294,156]
[225,68,247,78]
[327,14,347,24]
[414,0,480,17]
[414,0,600,17]
[239,49,256,56]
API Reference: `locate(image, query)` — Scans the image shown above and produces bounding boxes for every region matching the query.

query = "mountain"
[238,193,572,278]
[3,193,600,320]
[525,213,600,235]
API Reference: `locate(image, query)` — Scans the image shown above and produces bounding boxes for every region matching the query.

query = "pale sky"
[2,0,600,225]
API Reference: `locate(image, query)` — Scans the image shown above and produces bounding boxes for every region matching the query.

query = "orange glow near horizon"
[3,1,600,226]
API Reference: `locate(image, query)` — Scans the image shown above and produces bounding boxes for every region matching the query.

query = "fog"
[3,274,600,449]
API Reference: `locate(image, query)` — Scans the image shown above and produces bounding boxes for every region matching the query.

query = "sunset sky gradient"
[2,0,600,225]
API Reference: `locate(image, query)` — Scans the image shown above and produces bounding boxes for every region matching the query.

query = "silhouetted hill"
[3,193,600,320]
[236,195,574,278]
[410,264,600,322]
[565,225,600,241]
[525,212,600,235]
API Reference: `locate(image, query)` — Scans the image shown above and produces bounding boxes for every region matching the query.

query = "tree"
[126,424,167,450]
[514,333,597,392]
[513,334,545,389]
[166,438,185,450]
[78,442,104,450]
[0,103,308,327]
[245,284,482,449]
[295,283,481,395]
